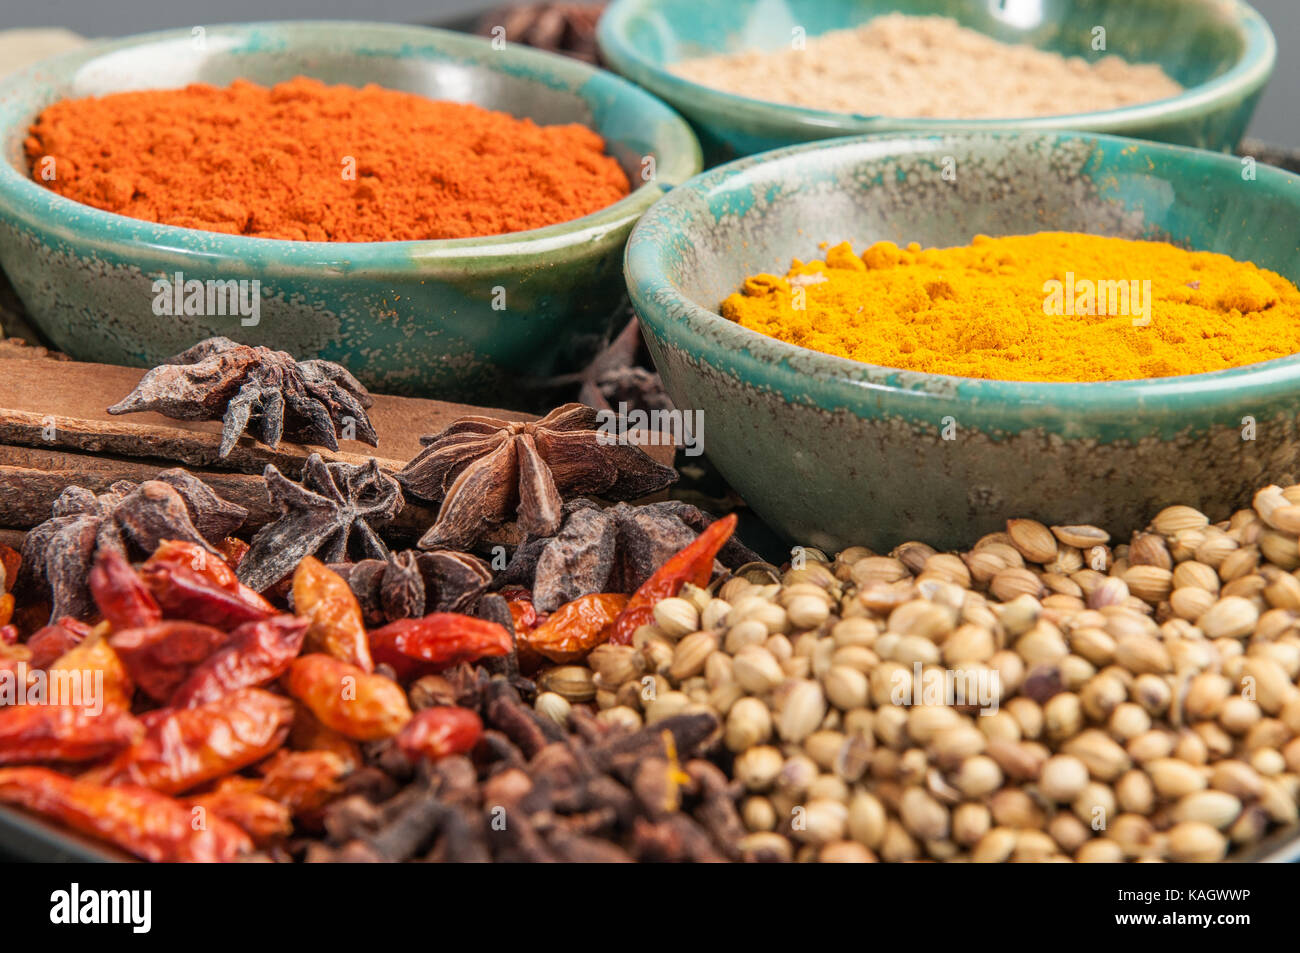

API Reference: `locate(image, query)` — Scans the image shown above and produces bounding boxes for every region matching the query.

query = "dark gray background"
[4,1,1296,147]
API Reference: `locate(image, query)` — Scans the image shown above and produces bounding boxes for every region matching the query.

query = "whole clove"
[295,663,740,864]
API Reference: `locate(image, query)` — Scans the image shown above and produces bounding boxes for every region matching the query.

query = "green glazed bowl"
[0,21,701,405]
[626,131,1300,553]
[598,0,1276,162]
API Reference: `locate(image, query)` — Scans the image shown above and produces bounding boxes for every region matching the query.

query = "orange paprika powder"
[25,76,632,241]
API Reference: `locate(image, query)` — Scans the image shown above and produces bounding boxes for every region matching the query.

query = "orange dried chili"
[608,514,738,645]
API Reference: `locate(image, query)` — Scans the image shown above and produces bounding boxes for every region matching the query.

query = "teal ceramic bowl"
[626,131,1300,553]
[598,0,1276,161]
[0,21,701,405]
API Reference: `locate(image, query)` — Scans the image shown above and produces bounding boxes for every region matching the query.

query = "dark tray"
[0,801,132,863]
[1,793,1296,863]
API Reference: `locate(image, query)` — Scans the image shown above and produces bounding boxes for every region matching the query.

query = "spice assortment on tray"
[1,0,1299,867]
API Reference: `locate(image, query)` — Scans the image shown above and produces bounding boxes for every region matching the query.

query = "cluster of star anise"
[22,332,751,627]
[398,403,678,551]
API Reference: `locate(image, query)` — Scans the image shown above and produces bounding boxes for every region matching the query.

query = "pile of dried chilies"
[0,497,745,862]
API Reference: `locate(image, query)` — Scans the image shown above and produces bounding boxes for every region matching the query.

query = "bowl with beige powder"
[624,130,1300,552]
[597,0,1276,160]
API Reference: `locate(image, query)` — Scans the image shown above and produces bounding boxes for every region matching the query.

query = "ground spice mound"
[721,232,1300,382]
[671,14,1182,118]
[25,77,632,241]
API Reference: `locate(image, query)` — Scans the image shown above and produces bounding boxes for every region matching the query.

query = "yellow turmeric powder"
[720,232,1300,381]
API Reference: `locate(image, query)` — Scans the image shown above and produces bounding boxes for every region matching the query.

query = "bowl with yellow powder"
[625,130,1300,552]
[597,0,1276,160]
[0,21,701,406]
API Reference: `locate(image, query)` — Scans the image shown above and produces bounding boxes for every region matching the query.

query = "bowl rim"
[625,130,1300,418]
[597,0,1277,134]
[0,19,703,268]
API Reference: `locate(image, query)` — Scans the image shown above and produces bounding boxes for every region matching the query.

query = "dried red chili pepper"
[47,635,134,712]
[141,564,276,629]
[396,706,483,764]
[0,705,143,765]
[145,539,271,610]
[186,784,292,846]
[500,586,543,634]
[88,548,161,631]
[170,615,308,708]
[369,612,512,679]
[286,654,412,741]
[216,536,250,570]
[26,617,91,670]
[0,653,28,686]
[256,748,348,814]
[140,540,274,629]
[520,592,628,662]
[0,766,251,862]
[86,687,293,794]
[0,544,20,591]
[0,542,18,629]
[108,620,231,702]
[608,514,737,645]
[0,633,23,683]
[292,556,373,672]
[288,702,363,770]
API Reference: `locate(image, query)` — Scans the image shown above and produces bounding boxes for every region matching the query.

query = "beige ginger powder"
[670,14,1183,118]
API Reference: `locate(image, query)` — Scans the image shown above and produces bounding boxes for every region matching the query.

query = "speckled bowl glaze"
[598,0,1276,161]
[0,21,701,404]
[626,132,1300,553]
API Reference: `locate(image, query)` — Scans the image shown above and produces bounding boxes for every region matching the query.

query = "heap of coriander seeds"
[544,486,1300,862]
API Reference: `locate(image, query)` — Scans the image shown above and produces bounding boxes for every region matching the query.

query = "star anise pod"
[107,336,378,458]
[548,317,671,414]
[476,3,605,64]
[18,469,247,622]
[397,403,678,551]
[328,549,492,626]
[237,454,403,592]
[499,499,759,612]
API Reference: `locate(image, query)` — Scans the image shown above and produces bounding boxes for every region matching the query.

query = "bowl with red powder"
[0,21,701,404]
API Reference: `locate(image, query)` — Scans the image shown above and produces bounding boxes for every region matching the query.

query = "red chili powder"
[24,76,632,241]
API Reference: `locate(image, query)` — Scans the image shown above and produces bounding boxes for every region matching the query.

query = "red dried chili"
[169,615,308,708]
[0,766,251,862]
[368,613,512,679]
[286,654,412,742]
[521,592,628,662]
[88,548,162,631]
[85,687,294,795]
[141,540,274,628]
[608,514,738,645]
[396,707,483,764]
[292,557,373,672]
[0,706,143,765]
